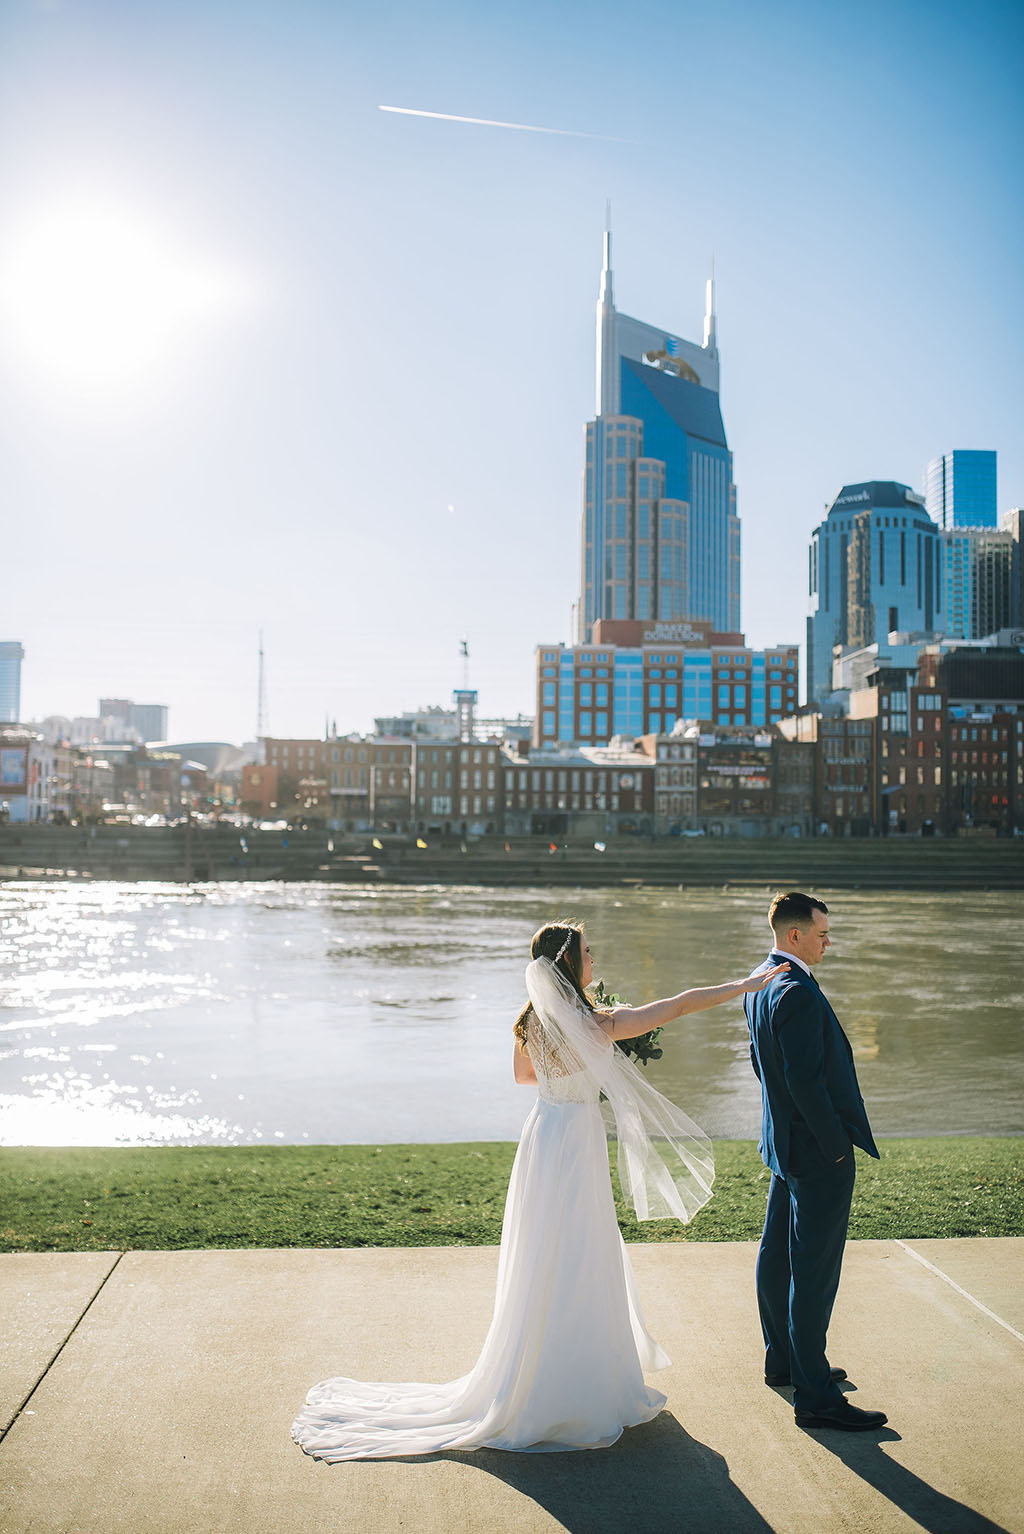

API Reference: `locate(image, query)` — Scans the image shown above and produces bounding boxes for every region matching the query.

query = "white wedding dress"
[292,960,714,1460]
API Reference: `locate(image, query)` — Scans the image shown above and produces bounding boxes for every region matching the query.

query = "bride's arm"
[601,964,789,1041]
[513,1045,537,1083]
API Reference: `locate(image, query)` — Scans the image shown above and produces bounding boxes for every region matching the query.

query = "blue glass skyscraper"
[940,527,1015,639]
[925,451,997,530]
[0,642,24,724]
[807,483,941,702]
[577,233,739,640]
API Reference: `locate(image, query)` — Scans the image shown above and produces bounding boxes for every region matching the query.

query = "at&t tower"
[576,229,740,640]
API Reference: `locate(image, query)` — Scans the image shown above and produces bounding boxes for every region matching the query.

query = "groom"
[744,891,887,1432]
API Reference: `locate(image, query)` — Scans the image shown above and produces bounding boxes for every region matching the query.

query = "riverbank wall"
[2,823,1022,888]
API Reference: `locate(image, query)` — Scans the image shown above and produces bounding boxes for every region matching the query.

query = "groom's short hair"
[768,891,828,934]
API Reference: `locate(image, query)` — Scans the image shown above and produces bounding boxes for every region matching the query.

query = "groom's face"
[787,910,831,966]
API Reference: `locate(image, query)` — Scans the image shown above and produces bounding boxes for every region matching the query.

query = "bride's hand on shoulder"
[738,962,789,993]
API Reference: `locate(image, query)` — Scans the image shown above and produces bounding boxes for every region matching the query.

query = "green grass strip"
[1,1139,1021,1253]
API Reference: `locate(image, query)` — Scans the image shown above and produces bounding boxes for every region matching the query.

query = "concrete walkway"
[1,1240,1021,1534]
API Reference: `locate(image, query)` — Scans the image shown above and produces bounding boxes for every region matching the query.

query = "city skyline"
[1,0,1021,743]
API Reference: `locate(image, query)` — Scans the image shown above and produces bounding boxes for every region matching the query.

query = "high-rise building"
[1002,508,1024,628]
[925,450,997,530]
[940,527,1015,640]
[0,642,25,723]
[577,232,739,640]
[98,699,168,742]
[130,704,169,742]
[807,482,941,702]
[98,698,133,728]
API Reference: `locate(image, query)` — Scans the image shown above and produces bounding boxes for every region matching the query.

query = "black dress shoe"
[795,1401,888,1431]
[765,1366,847,1387]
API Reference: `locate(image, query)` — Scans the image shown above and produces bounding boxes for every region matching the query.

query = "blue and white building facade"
[925,450,997,530]
[576,234,740,639]
[534,622,798,746]
[807,482,941,703]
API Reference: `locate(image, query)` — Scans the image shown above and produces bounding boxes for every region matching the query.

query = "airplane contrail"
[378,104,631,142]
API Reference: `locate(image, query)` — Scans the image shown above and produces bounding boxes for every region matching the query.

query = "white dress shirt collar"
[772,946,811,977]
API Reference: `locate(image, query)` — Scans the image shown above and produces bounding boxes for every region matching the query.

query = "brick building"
[411,740,503,835]
[848,670,945,834]
[535,620,799,748]
[694,727,775,837]
[240,763,279,818]
[778,713,874,836]
[638,730,697,833]
[771,734,816,837]
[502,742,654,838]
[411,741,458,830]
[947,714,1020,833]
[259,737,412,830]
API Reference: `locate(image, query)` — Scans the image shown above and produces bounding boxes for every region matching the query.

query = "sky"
[1,0,1021,744]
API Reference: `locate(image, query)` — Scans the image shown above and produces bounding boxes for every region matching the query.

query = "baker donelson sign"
[641,621,710,644]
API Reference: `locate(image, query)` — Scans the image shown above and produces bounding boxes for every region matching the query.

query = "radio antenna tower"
[257,629,268,739]
[454,635,477,743]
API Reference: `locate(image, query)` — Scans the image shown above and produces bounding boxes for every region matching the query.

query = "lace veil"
[524,957,715,1223]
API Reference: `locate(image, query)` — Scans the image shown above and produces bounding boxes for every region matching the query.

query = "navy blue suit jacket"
[744,953,879,1177]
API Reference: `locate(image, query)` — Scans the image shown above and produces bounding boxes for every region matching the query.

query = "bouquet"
[590,979,664,1067]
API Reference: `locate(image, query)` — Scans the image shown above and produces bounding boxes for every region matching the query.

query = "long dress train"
[292,961,713,1460]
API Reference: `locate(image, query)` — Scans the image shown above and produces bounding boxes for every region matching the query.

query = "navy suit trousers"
[756,1152,856,1413]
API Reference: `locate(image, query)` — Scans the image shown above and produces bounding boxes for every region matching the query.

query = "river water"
[0,881,1021,1146]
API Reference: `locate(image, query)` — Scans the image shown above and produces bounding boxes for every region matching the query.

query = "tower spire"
[600,200,613,305]
[702,254,717,354]
[596,204,616,416]
[256,629,267,739]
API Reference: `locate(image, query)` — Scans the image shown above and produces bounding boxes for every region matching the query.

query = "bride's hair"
[513,921,592,1051]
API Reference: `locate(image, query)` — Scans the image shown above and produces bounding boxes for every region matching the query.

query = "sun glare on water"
[0,194,251,392]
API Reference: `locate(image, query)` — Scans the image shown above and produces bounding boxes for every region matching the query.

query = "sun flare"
[0,195,250,390]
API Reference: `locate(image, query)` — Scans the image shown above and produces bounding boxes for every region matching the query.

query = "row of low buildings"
[240,639,1023,838]
[0,731,222,824]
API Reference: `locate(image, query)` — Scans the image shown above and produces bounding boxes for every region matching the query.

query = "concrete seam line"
[0,1250,126,1448]
[895,1240,1024,1345]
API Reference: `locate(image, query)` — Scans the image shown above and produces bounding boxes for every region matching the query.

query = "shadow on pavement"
[436,1413,773,1534]
[805,1428,1011,1534]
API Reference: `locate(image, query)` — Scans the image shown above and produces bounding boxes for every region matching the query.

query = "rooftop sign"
[641,620,712,644]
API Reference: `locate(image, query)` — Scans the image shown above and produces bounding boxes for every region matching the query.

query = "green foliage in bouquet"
[590,979,664,1068]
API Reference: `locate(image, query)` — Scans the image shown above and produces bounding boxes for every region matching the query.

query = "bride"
[292,921,786,1461]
